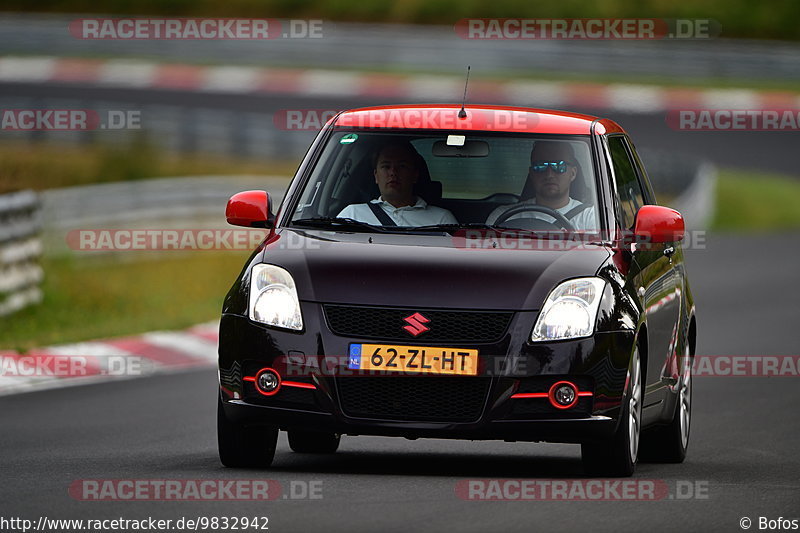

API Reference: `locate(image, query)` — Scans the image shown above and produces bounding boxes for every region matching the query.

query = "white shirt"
[486,197,597,231]
[337,196,458,227]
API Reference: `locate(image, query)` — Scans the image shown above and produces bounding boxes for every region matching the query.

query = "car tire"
[641,348,692,463]
[581,346,642,477]
[288,430,341,453]
[218,396,278,468]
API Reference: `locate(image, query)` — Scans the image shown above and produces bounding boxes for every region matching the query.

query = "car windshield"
[288,131,601,238]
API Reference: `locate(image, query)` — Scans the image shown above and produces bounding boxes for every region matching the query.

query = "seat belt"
[564,202,590,220]
[368,202,397,226]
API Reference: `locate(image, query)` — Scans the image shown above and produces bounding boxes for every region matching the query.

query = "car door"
[606,135,682,414]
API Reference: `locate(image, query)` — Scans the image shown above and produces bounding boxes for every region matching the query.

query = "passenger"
[338,142,457,226]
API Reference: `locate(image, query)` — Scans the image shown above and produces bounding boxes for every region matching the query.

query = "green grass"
[4,0,800,40]
[0,140,299,194]
[712,169,800,230]
[0,252,250,352]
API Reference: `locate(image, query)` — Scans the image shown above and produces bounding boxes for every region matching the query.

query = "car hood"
[260,229,611,311]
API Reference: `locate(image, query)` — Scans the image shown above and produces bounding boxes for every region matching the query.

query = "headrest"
[353,143,441,204]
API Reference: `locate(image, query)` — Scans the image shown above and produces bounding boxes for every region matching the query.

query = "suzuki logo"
[403,312,430,337]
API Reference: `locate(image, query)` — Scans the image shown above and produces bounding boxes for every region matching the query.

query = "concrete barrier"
[639,148,717,230]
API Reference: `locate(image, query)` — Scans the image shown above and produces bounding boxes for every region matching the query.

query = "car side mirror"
[633,205,685,243]
[226,190,275,228]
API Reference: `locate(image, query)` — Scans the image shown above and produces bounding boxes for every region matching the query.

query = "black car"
[217,104,696,476]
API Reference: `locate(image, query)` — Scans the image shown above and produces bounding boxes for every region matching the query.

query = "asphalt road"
[1,82,799,177]
[1,232,798,533]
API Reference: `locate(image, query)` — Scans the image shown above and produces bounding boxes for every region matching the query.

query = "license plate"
[348,343,479,376]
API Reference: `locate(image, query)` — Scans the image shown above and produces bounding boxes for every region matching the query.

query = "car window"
[607,136,645,229]
[289,131,600,235]
[626,141,657,205]
[412,137,530,199]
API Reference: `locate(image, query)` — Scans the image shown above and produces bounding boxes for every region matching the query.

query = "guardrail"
[0,190,43,316]
[639,148,717,230]
[38,176,290,256]
[2,16,799,81]
[0,100,314,162]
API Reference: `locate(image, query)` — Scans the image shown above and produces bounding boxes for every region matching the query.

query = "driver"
[485,141,596,230]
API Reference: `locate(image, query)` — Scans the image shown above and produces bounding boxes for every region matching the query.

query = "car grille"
[336,377,491,422]
[324,305,513,343]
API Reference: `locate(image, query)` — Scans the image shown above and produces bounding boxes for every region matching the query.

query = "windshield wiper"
[293,217,453,236]
[411,223,534,234]
[411,223,497,232]
[291,217,388,233]
[411,223,580,239]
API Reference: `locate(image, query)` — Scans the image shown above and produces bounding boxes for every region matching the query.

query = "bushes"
[4,0,800,40]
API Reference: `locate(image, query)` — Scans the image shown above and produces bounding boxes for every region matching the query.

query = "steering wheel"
[494,204,575,231]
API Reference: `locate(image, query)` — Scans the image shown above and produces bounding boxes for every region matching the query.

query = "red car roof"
[331,104,624,135]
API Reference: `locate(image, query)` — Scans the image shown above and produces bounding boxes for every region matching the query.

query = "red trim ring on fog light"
[548,380,579,409]
[250,367,282,396]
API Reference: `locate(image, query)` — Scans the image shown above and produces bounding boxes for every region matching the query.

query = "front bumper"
[218,308,634,444]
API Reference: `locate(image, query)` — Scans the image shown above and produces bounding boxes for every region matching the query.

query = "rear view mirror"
[226,190,275,228]
[634,205,685,243]
[432,140,489,157]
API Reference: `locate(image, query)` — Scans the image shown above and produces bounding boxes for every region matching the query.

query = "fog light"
[554,385,575,405]
[255,368,281,396]
[548,381,578,409]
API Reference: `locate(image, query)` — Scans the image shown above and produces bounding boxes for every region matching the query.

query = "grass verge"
[0,140,299,194]
[0,252,250,351]
[4,0,800,40]
[712,169,800,231]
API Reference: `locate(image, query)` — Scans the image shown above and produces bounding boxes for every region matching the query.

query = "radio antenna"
[458,66,471,118]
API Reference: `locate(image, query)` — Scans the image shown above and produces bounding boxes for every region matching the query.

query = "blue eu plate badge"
[348,344,362,369]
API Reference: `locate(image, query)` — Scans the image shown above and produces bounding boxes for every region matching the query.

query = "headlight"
[248,264,303,331]
[531,277,606,341]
